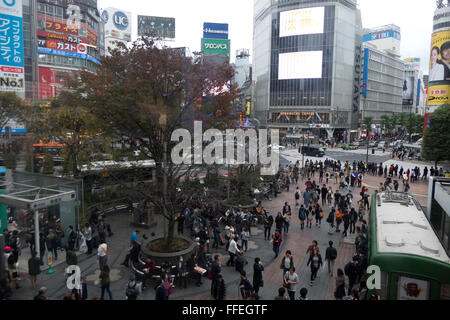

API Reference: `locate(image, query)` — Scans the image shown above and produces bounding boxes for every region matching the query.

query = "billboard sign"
[362,48,369,97]
[428,29,450,107]
[279,7,324,37]
[416,78,421,107]
[202,38,230,55]
[203,22,228,39]
[102,8,132,42]
[363,30,401,42]
[423,113,431,132]
[402,76,414,105]
[427,84,449,105]
[0,0,25,94]
[404,57,421,69]
[138,15,175,39]
[38,47,100,64]
[39,66,73,99]
[278,51,323,80]
[428,30,450,83]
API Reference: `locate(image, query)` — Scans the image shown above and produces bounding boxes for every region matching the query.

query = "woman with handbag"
[283,267,299,301]
[334,268,346,300]
[99,265,112,300]
[252,257,264,299]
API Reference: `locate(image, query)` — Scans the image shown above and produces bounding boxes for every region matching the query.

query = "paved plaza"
[8,149,430,300]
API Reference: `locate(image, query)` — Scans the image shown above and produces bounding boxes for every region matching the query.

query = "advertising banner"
[423,113,431,132]
[362,30,401,42]
[362,48,369,97]
[404,57,421,69]
[0,0,25,94]
[203,22,228,40]
[428,30,450,83]
[398,276,429,300]
[279,7,324,37]
[202,38,230,55]
[39,66,73,99]
[427,84,450,105]
[38,47,100,64]
[402,76,414,105]
[278,51,323,80]
[137,15,175,39]
[416,78,421,107]
[102,8,132,42]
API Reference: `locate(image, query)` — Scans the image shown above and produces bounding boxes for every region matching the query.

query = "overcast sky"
[98,0,436,74]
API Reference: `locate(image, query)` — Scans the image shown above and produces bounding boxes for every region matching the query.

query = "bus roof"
[79,160,156,172]
[33,142,65,147]
[375,191,450,265]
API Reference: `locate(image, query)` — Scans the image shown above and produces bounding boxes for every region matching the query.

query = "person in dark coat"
[252,257,264,298]
[210,255,221,296]
[28,250,40,288]
[175,255,188,288]
[213,274,226,300]
[155,279,167,300]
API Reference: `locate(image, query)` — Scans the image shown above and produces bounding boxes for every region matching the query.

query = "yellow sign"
[246,101,251,115]
[427,84,450,105]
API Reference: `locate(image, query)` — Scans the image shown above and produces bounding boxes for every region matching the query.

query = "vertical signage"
[0,0,25,94]
[362,48,369,97]
[416,79,421,107]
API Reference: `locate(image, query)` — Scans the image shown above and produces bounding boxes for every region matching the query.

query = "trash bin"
[372,149,375,154]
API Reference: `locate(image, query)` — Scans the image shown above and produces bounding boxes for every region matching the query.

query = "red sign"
[39,67,73,99]
[361,132,367,138]
[0,66,23,73]
[423,113,431,132]
[46,39,78,52]
[37,30,88,44]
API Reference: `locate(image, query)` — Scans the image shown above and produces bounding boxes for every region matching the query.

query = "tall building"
[360,25,405,124]
[362,24,401,57]
[426,4,450,113]
[232,49,254,124]
[36,0,103,99]
[253,0,363,142]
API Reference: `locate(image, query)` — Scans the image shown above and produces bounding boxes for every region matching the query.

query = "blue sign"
[416,79,421,107]
[38,47,100,65]
[203,22,228,40]
[113,11,129,30]
[0,12,24,68]
[363,30,401,42]
[0,128,25,133]
[362,48,369,97]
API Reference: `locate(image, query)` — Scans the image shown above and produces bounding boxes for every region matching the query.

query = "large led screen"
[280,7,324,37]
[278,51,323,80]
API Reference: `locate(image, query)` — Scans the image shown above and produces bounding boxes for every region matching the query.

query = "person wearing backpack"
[125,274,141,300]
[325,241,337,276]
[271,229,282,259]
[298,205,306,230]
[335,209,343,232]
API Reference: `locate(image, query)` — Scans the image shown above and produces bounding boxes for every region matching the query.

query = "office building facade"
[253,0,362,141]
[360,43,404,123]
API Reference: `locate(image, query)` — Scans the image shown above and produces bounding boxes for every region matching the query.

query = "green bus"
[369,191,450,300]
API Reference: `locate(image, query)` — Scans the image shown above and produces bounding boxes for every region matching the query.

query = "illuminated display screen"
[278,51,323,80]
[279,7,324,37]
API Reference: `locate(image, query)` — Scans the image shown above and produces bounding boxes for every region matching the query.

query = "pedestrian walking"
[84,223,93,255]
[334,269,346,300]
[241,227,250,252]
[239,271,253,300]
[97,241,108,270]
[271,229,282,259]
[99,265,113,300]
[252,258,264,299]
[28,250,40,289]
[344,257,359,296]
[226,236,239,267]
[280,250,294,279]
[298,205,306,230]
[283,267,299,301]
[213,274,226,300]
[67,226,77,251]
[325,241,337,276]
[211,255,221,297]
[307,249,323,286]
[263,214,273,240]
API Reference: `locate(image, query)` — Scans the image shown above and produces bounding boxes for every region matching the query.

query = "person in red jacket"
[272,229,282,259]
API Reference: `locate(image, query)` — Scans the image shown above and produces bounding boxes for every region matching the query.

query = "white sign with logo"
[397,276,429,300]
[102,7,132,42]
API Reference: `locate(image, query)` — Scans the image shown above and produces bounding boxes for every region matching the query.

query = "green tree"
[66,37,238,246]
[422,104,450,166]
[0,92,24,130]
[5,152,16,169]
[42,153,54,175]
[362,116,373,131]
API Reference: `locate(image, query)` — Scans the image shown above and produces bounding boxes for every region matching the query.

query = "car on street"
[377,141,387,149]
[342,143,358,150]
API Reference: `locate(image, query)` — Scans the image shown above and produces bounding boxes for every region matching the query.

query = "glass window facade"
[269,6,335,107]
